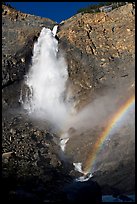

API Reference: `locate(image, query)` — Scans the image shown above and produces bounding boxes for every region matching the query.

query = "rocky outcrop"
[2,111,74,202]
[57,6,135,194]
[2,4,56,109]
[58,3,135,108]
[2,3,135,202]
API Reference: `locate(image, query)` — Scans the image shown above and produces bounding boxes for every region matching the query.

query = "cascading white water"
[23,26,73,131]
[21,26,95,181]
[73,162,93,182]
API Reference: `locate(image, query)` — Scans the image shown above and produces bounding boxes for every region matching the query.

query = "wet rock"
[2,152,16,163]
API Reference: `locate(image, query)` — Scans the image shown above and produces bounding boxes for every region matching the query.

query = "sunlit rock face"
[58,3,135,109]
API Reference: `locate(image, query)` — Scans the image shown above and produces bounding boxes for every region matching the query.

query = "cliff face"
[2,4,56,108]
[2,3,135,109]
[2,3,135,202]
[58,3,135,108]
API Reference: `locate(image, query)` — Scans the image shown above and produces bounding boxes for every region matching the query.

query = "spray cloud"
[21,26,135,179]
[23,26,74,132]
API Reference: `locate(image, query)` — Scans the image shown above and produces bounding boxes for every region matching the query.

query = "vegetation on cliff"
[77,2,134,14]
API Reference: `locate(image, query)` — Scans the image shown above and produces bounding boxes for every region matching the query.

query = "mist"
[21,26,135,175]
[22,26,75,132]
[62,86,134,134]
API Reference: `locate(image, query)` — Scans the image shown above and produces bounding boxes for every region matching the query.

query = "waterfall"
[22,26,74,131]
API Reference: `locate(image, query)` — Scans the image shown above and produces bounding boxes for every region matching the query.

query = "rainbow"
[83,94,135,174]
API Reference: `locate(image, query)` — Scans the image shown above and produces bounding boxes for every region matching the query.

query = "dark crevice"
[2,79,20,89]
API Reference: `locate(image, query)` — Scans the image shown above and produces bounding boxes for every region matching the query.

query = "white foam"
[73,162,83,174]
[75,173,93,182]
[52,25,58,36]
[60,138,69,152]
[73,162,93,182]
[22,26,73,131]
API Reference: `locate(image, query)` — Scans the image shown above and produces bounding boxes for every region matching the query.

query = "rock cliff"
[58,3,135,108]
[2,3,135,202]
[2,4,56,109]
